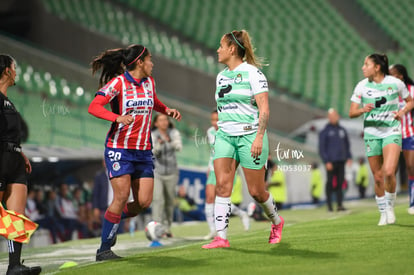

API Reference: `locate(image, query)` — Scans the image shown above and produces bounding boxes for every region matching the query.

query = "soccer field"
[1,198,413,275]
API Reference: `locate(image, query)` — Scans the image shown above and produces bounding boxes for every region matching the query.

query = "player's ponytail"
[225,30,265,69]
[368,53,389,76]
[91,44,148,88]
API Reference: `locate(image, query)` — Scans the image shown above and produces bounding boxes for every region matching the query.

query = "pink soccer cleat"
[202,236,230,249]
[269,216,284,244]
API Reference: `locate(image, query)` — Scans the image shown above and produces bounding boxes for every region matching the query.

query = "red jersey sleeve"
[149,77,168,114]
[153,92,168,114]
[88,95,119,122]
[88,77,123,122]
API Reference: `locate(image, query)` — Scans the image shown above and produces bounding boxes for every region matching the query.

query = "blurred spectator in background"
[310,163,323,204]
[319,108,352,212]
[152,114,182,237]
[44,189,65,241]
[267,163,287,210]
[174,185,203,222]
[73,186,87,224]
[356,158,369,199]
[55,183,91,240]
[26,188,62,244]
[26,188,41,223]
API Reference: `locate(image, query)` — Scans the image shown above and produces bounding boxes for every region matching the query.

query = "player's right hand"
[363,103,374,113]
[116,115,134,125]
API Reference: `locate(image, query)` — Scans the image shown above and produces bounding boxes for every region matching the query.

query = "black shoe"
[6,263,41,275]
[96,249,122,262]
[111,236,117,247]
[337,206,347,212]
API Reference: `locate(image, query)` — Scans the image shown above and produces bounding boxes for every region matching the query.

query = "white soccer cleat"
[386,207,396,224]
[408,207,414,215]
[378,213,387,226]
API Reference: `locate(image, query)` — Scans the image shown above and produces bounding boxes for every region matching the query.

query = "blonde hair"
[225,29,266,68]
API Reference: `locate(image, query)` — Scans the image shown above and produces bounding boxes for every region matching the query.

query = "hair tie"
[231,32,245,50]
[127,47,146,66]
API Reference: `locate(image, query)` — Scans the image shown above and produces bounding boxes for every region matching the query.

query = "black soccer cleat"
[6,262,41,275]
[111,235,117,247]
[96,249,122,262]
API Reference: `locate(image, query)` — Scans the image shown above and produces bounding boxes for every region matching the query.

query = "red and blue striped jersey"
[400,84,414,139]
[96,71,167,150]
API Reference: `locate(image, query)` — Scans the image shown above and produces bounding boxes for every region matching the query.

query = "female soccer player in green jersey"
[349,53,414,226]
[202,30,284,249]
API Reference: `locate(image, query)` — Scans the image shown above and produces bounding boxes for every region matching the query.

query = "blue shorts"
[104,147,154,179]
[402,136,414,151]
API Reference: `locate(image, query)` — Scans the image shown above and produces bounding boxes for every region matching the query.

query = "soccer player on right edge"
[202,30,284,249]
[349,53,414,225]
[389,64,414,215]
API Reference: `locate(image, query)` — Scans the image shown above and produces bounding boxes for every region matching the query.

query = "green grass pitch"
[1,198,413,275]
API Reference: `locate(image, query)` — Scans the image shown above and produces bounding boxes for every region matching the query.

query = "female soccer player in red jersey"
[89,44,181,260]
[389,64,414,214]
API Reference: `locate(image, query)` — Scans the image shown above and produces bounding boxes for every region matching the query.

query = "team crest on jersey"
[144,81,152,92]
[366,144,371,153]
[112,162,121,171]
[387,87,394,95]
[234,73,242,84]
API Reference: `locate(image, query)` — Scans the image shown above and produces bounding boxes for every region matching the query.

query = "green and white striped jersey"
[350,75,409,139]
[215,62,268,136]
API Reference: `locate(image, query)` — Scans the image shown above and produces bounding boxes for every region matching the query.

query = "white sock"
[214,196,231,239]
[385,191,396,209]
[205,203,216,235]
[376,195,386,213]
[260,193,281,225]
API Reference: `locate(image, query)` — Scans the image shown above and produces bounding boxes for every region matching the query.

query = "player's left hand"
[167,108,182,121]
[251,137,263,158]
[21,152,32,174]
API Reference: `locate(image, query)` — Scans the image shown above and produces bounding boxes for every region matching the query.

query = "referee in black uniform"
[0,54,41,275]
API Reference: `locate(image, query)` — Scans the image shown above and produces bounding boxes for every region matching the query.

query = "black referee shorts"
[0,151,27,191]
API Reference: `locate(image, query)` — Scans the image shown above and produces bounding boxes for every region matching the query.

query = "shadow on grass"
[229,242,338,259]
[394,223,414,228]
